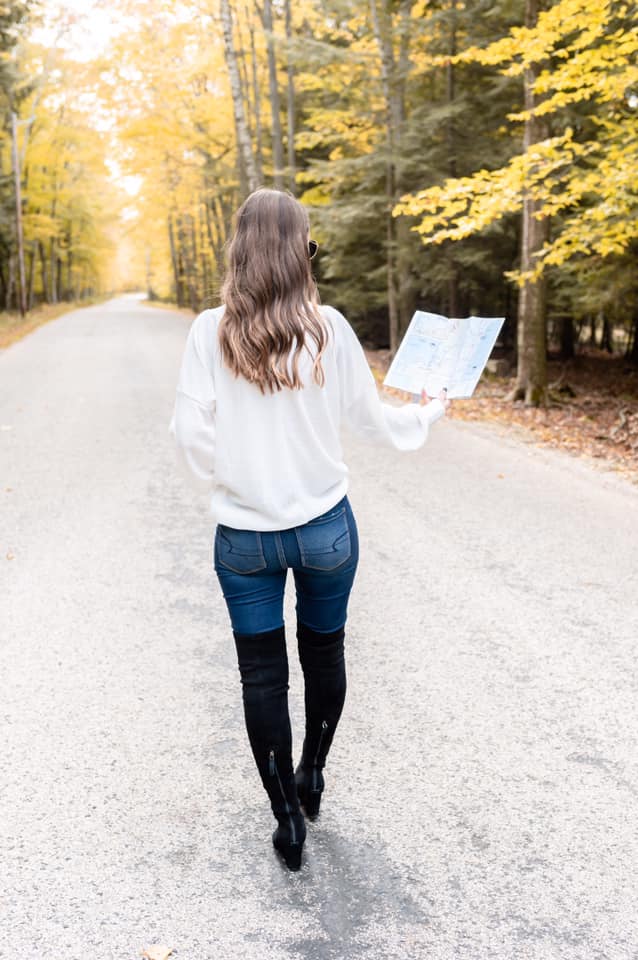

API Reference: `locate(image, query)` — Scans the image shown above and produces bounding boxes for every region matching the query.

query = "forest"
[1,0,637,406]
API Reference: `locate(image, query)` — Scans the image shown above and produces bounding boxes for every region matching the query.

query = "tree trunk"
[446,0,459,318]
[6,255,15,311]
[199,204,211,303]
[507,0,549,406]
[27,243,36,310]
[370,0,409,352]
[187,214,199,311]
[627,311,638,365]
[503,285,516,355]
[48,186,58,303]
[205,199,225,284]
[168,213,183,306]
[67,223,73,299]
[511,204,549,404]
[395,0,415,335]
[49,239,58,303]
[11,111,27,317]
[145,246,154,300]
[220,0,258,195]
[284,0,296,192]
[234,10,253,148]
[600,313,613,353]
[558,314,574,360]
[246,4,264,182]
[385,175,400,354]
[39,242,49,304]
[261,0,285,189]
[0,261,6,307]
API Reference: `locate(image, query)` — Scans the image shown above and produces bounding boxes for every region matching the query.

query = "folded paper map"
[383,310,505,400]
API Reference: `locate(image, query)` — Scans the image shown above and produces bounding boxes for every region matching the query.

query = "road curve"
[2,297,637,960]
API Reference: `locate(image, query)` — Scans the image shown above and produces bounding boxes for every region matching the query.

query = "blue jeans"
[213,495,359,635]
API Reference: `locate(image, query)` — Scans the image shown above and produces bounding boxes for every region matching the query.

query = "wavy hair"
[219,188,329,394]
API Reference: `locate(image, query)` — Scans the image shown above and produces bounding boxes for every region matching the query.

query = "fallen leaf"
[141,945,174,960]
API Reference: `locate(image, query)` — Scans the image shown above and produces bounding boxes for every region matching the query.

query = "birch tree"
[220,0,259,194]
[259,0,285,189]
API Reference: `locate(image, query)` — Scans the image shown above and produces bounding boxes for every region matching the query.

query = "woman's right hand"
[420,387,451,411]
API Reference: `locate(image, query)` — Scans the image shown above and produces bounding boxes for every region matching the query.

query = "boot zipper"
[313,720,329,766]
[312,721,329,792]
[269,748,297,844]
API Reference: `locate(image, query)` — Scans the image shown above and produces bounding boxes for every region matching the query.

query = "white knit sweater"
[169,304,445,530]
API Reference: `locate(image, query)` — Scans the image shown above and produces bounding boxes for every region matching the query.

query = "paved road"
[2,297,637,960]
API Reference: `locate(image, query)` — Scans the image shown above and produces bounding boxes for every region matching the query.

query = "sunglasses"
[308,239,319,260]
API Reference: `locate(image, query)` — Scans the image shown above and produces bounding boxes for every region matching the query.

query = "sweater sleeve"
[333,307,445,451]
[168,312,217,493]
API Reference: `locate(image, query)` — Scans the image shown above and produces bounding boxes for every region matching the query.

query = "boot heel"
[273,832,303,870]
[268,749,306,870]
[284,843,303,871]
[304,789,322,820]
[295,764,324,820]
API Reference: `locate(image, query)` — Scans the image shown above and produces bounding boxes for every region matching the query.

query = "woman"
[170,188,449,871]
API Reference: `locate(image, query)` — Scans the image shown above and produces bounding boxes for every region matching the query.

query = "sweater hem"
[209,479,350,532]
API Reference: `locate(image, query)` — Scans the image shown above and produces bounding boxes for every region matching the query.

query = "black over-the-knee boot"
[295,621,347,819]
[233,625,306,869]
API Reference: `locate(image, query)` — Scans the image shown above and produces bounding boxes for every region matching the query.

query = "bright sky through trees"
[32,0,127,61]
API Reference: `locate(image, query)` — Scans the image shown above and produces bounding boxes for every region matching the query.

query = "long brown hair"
[219,188,329,394]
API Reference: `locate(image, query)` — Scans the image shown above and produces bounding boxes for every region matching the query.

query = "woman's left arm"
[169,312,217,492]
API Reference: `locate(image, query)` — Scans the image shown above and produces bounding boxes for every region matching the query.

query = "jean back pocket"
[215,526,267,575]
[294,504,352,571]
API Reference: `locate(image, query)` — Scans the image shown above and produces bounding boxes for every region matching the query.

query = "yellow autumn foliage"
[396,0,638,281]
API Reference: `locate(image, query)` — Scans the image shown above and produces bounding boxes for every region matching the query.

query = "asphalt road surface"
[2,297,637,960]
